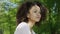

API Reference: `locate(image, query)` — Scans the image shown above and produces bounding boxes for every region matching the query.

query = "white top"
[14,22,35,34]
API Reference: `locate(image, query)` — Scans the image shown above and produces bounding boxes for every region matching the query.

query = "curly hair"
[16,1,47,26]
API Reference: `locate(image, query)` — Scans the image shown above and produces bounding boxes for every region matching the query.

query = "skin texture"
[27,5,41,29]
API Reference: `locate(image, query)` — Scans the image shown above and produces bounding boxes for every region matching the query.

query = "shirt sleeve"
[14,23,30,34]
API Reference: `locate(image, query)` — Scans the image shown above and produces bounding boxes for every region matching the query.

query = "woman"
[14,1,47,34]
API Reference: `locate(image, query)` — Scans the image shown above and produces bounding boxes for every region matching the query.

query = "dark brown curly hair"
[16,1,47,26]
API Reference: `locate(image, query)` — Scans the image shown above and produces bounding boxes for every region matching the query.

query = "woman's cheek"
[32,15,37,21]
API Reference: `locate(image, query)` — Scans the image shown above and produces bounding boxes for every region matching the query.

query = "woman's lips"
[37,17,40,19]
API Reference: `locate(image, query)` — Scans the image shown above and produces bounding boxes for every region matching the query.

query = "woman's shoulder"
[14,22,31,34]
[16,22,28,29]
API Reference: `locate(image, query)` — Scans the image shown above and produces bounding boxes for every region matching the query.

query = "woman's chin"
[35,20,40,22]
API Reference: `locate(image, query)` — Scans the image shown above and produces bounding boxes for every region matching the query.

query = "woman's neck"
[27,19,36,29]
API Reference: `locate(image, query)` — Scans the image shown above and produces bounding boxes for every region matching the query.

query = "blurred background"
[0,0,60,34]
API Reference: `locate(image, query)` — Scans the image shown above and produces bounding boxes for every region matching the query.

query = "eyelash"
[34,11,41,14]
[34,11,37,13]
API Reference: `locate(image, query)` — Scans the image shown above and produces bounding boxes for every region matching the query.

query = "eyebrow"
[34,9,41,13]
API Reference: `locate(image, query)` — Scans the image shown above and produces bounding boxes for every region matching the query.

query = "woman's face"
[27,5,41,22]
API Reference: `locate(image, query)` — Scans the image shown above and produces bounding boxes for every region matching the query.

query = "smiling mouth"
[37,17,40,18]
[36,17,40,19]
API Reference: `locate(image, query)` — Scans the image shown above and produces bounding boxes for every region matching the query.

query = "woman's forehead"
[29,5,40,12]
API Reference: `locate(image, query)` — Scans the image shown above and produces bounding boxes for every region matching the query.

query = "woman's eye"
[34,11,37,13]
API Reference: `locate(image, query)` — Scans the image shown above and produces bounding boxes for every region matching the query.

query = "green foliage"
[0,0,60,34]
